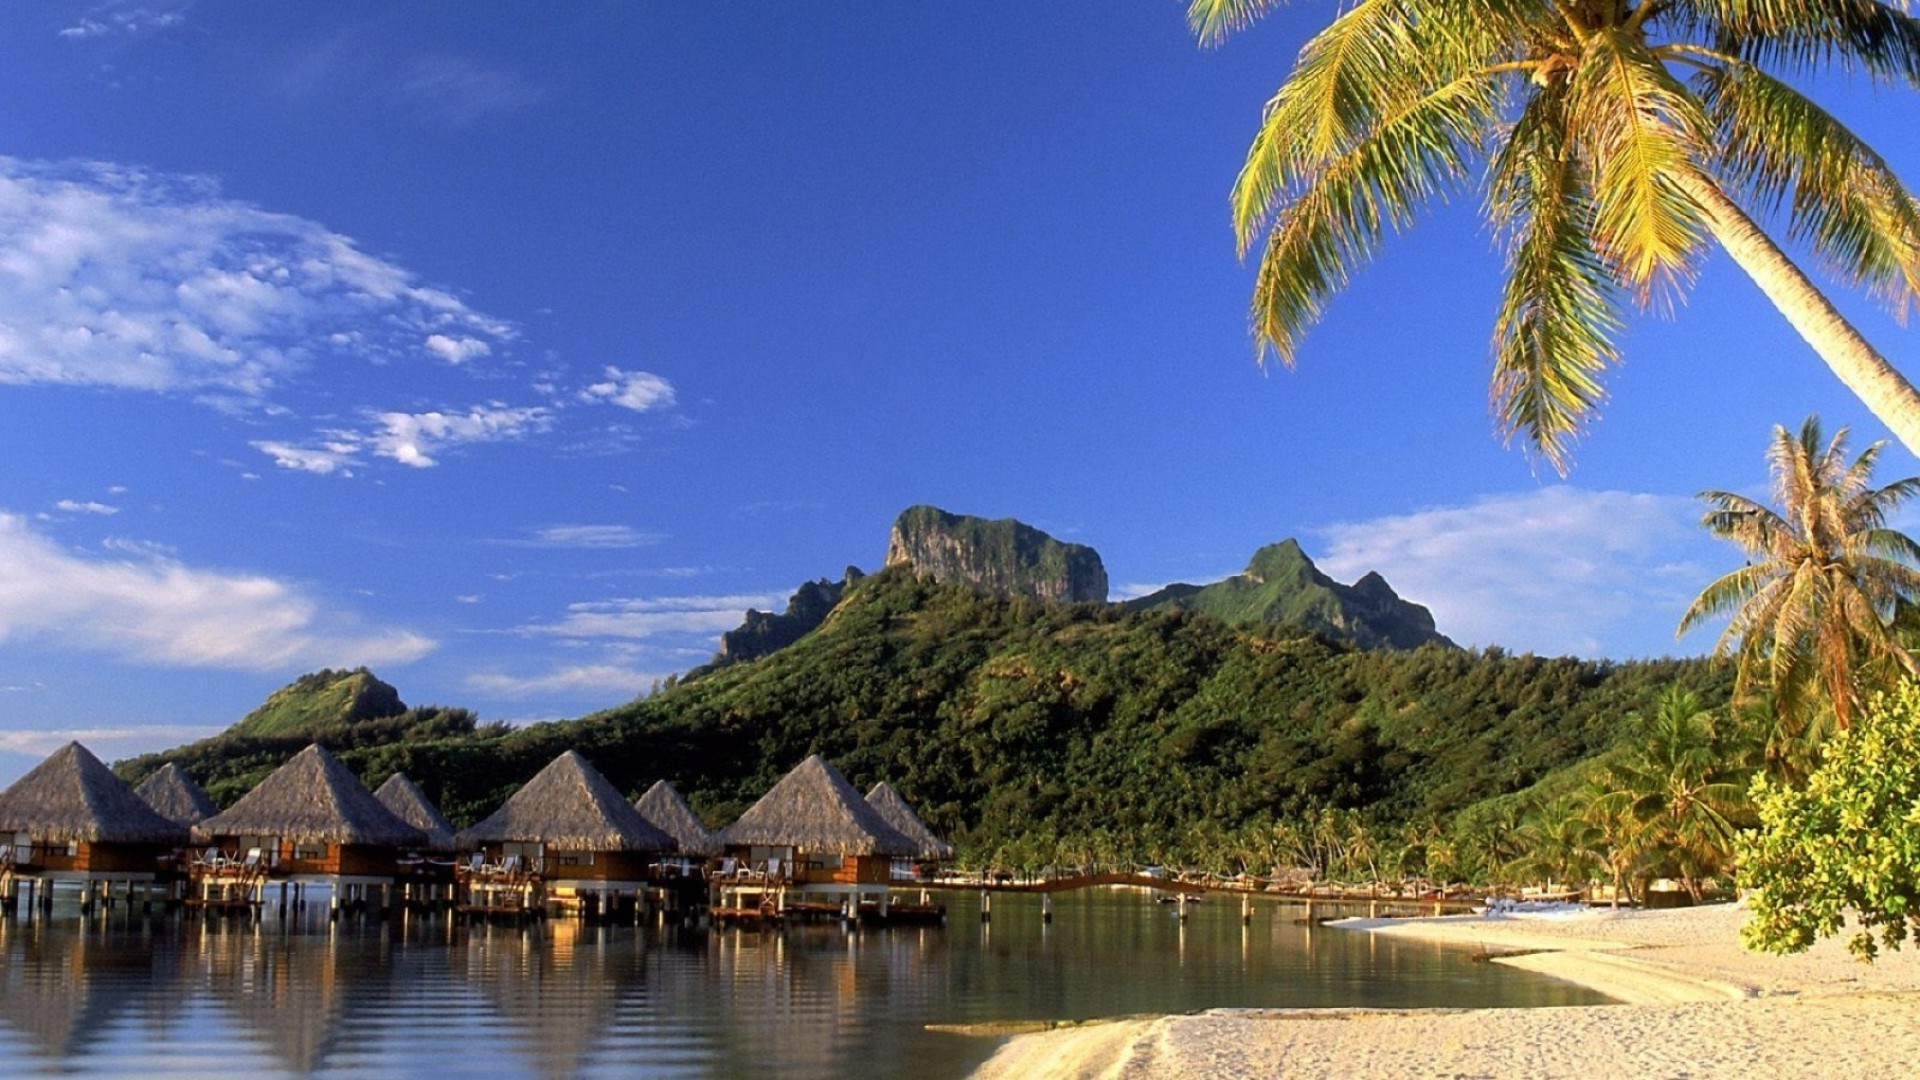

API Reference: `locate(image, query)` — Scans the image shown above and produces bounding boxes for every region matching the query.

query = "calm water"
[0,889,1604,1078]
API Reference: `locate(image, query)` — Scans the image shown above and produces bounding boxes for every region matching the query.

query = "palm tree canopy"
[1679,416,1920,728]
[1194,0,1920,470]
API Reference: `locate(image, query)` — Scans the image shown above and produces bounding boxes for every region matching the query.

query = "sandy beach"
[969,902,1920,1079]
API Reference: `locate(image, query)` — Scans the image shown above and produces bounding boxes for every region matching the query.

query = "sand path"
[969,903,1920,1079]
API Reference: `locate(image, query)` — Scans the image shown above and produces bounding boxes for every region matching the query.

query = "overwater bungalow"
[0,742,188,913]
[714,754,917,922]
[374,772,459,907]
[190,743,426,913]
[133,763,217,829]
[374,772,457,852]
[864,781,953,878]
[635,779,718,867]
[455,749,676,917]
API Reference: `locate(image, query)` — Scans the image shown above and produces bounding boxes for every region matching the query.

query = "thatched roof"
[373,772,456,852]
[456,750,675,853]
[133,762,217,828]
[0,742,187,846]
[634,780,718,858]
[864,781,953,861]
[718,755,917,857]
[192,744,426,848]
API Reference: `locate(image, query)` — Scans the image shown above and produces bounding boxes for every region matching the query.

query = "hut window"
[293,843,326,861]
[66,841,80,857]
[553,852,594,867]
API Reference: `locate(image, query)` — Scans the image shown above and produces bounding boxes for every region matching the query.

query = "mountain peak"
[227,667,407,739]
[1127,540,1451,651]
[885,506,1108,604]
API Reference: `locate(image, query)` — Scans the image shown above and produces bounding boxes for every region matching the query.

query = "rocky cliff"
[885,505,1108,604]
[712,568,864,667]
[1124,539,1452,650]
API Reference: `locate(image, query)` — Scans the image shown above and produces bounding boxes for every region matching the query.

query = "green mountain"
[124,569,1723,863]
[886,505,1108,604]
[1124,539,1454,650]
[228,667,407,738]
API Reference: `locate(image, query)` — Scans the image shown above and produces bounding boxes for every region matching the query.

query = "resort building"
[864,781,953,878]
[454,749,676,917]
[373,773,457,853]
[634,779,718,873]
[190,743,426,912]
[133,763,217,829]
[714,754,918,921]
[374,772,459,908]
[0,742,189,914]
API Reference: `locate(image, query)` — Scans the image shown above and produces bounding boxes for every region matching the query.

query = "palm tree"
[1190,0,1920,470]
[1592,687,1753,900]
[1679,416,1920,731]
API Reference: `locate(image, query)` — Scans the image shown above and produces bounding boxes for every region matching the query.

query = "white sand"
[969,903,1920,1079]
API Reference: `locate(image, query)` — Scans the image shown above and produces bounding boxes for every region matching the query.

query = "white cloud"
[424,333,492,364]
[58,6,187,40]
[251,438,360,476]
[0,511,435,670]
[466,665,666,699]
[0,158,512,398]
[0,725,222,759]
[580,368,675,413]
[510,524,664,550]
[370,404,552,468]
[1314,487,1720,658]
[519,593,787,640]
[401,55,549,126]
[55,499,118,516]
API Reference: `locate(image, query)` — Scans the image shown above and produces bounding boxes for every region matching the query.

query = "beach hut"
[373,773,457,853]
[455,750,675,916]
[635,779,719,863]
[864,781,953,877]
[191,744,425,912]
[0,742,187,913]
[133,763,217,828]
[714,754,917,920]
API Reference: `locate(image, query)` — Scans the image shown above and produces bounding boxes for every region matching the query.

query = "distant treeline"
[120,568,1728,870]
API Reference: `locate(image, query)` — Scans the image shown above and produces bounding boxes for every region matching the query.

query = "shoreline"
[967,902,1920,1079]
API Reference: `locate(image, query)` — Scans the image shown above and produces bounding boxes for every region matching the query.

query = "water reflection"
[0,891,1606,1079]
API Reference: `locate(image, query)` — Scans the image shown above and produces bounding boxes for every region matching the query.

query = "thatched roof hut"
[133,762,217,828]
[457,750,675,853]
[864,781,953,861]
[0,742,187,846]
[373,773,457,852]
[717,755,917,857]
[192,744,425,848]
[634,779,718,858]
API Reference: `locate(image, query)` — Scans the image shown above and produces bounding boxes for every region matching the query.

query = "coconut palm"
[1591,687,1753,901]
[1190,0,1920,470]
[1679,416,1920,731]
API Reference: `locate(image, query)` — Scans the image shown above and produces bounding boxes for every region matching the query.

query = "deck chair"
[468,852,486,872]
[719,857,738,879]
[501,854,522,876]
[0,843,12,867]
[765,857,783,882]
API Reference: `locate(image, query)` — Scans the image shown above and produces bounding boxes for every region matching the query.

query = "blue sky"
[0,2,1915,784]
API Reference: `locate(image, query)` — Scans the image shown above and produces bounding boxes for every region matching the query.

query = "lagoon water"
[1,889,1604,1078]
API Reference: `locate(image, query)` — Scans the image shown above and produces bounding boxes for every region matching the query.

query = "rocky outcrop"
[713,568,864,667]
[1125,539,1452,650]
[885,506,1108,604]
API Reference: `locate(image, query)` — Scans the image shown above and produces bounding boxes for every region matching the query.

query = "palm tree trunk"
[1676,172,1920,459]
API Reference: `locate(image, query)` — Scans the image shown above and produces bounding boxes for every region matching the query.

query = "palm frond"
[1248,72,1500,365]
[1187,0,1289,49]
[1693,60,1920,318]
[1688,0,1920,86]
[1488,86,1623,471]
[1565,28,1714,307]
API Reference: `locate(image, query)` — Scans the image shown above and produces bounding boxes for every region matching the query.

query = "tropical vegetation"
[1741,682,1920,960]
[1190,0,1920,467]
[1679,416,1920,734]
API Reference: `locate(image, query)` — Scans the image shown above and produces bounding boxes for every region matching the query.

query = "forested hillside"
[122,568,1726,869]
